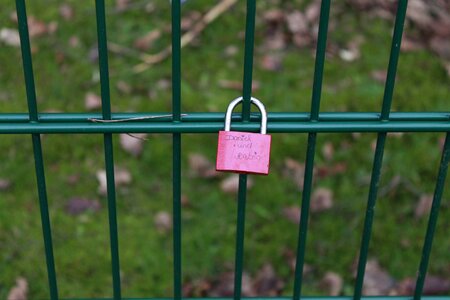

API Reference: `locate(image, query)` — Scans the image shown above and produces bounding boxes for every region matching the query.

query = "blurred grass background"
[0,0,449,299]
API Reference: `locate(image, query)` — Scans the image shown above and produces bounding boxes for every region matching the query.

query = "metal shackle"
[224,96,268,134]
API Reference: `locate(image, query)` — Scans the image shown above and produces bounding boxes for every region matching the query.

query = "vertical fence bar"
[292,1,330,299]
[241,0,256,121]
[234,2,256,300]
[234,174,248,300]
[171,0,182,298]
[94,1,122,298]
[414,133,450,299]
[15,1,59,299]
[353,1,408,299]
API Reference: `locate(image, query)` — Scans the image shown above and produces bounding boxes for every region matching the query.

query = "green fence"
[2,0,449,299]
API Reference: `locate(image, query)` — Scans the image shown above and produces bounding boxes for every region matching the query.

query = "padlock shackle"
[224,97,267,134]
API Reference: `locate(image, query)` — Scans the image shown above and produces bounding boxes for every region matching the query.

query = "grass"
[0,0,449,299]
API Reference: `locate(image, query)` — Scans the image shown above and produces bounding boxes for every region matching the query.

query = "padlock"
[216,96,271,175]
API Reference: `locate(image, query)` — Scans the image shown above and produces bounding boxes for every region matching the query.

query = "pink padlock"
[216,97,271,175]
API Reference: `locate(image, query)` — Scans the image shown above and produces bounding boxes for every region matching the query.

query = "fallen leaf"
[292,32,312,48]
[220,174,253,194]
[285,11,308,34]
[181,194,190,207]
[59,3,74,20]
[88,45,99,62]
[7,277,28,300]
[444,61,450,77]
[305,0,321,23]
[322,142,334,161]
[116,81,131,94]
[68,35,80,48]
[263,9,285,23]
[96,167,132,195]
[406,0,433,27]
[133,29,161,51]
[84,92,102,110]
[260,54,282,71]
[371,70,387,83]
[9,11,18,23]
[27,16,50,38]
[264,30,287,50]
[66,174,79,185]
[116,0,130,11]
[181,11,202,31]
[283,249,313,274]
[115,167,132,185]
[430,37,450,60]
[188,153,219,179]
[282,158,305,190]
[339,48,359,62]
[65,197,101,216]
[120,133,147,157]
[311,187,333,213]
[401,36,424,52]
[281,206,301,224]
[156,79,171,90]
[0,178,12,191]
[415,194,433,219]
[320,272,343,296]
[317,162,347,178]
[253,264,284,296]
[340,36,363,62]
[224,45,238,57]
[154,211,172,233]
[209,272,255,297]
[218,80,260,92]
[183,278,211,297]
[387,132,404,138]
[360,259,395,295]
[392,275,450,295]
[0,28,20,47]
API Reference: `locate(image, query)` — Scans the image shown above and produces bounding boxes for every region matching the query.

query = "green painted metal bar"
[309,0,331,122]
[354,1,408,299]
[15,0,59,299]
[95,1,122,298]
[353,132,387,298]
[414,133,450,299]
[241,0,256,121]
[31,134,59,299]
[293,1,330,299]
[1,112,449,123]
[60,297,450,300]
[171,0,182,299]
[381,0,409,120]
[234,2,257,300]
[16,0,37,122]
[293,132,317,300]
[0,121,449,134]
[234,175,248,300]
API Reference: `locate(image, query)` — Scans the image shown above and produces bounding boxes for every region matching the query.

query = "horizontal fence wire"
[0,119,448,134]
[41,298,450,300]
[0,112,449,123]
[94,0,122,298]
[15,0,59,299]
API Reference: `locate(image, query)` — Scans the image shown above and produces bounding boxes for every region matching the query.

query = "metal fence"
[2,0,449,299]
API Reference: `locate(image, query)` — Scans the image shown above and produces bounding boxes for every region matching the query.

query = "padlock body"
[216,131,271,175]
